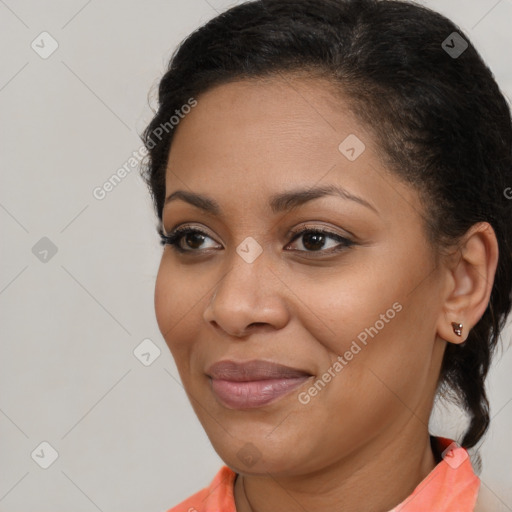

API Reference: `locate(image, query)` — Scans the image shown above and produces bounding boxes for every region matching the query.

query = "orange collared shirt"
[166,437,480,512]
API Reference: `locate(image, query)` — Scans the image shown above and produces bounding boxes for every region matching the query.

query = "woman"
[139,0,512,510]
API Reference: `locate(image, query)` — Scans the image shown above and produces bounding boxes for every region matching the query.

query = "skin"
[154,75,498,512]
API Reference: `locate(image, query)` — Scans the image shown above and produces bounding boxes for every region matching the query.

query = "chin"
[224,450,305,477]
[205,427,312,476]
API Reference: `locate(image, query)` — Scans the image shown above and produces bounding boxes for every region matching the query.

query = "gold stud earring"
[451,322,463,337]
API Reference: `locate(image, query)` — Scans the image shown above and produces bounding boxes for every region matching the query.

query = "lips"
[206,359,312,381]
[206,359,313,409]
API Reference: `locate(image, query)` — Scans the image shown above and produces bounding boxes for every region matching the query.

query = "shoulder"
[165,465,237,512]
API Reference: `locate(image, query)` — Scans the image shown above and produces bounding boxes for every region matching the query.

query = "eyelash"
[158,224,355,255]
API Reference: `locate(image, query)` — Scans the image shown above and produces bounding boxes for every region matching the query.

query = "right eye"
[159,226,221,253]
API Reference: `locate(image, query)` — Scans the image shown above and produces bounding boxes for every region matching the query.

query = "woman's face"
[155,76,448,476]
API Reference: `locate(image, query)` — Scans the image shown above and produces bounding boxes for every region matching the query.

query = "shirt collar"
[389,436,480,511]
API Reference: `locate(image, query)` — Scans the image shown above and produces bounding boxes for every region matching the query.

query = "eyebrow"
[164,184,379,216]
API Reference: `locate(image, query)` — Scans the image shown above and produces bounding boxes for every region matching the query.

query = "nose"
[202,249,291,338]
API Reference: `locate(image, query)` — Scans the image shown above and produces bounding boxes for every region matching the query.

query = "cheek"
[289,255,436,403]
[299,269,437,417]
[154,259,174,339]
[154,256,203,356]
[288,263,404,358]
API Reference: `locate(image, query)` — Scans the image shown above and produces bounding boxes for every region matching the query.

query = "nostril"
[248,322,266,329]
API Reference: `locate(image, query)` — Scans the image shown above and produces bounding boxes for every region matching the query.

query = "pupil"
[303,233,325,251]
[187,233,205,249]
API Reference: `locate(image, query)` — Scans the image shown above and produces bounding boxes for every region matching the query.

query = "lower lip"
[210,376,311,409]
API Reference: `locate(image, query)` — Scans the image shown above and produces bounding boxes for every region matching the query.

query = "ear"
[436,222,499,344]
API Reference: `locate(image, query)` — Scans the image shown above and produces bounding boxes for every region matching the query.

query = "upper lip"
[206,359,313,381]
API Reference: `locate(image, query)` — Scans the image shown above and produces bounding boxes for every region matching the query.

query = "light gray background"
[1,0,511,511]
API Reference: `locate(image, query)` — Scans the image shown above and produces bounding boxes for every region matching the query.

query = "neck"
[234,427,438,512]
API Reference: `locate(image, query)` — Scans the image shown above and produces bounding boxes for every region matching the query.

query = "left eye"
[286,228,354,253]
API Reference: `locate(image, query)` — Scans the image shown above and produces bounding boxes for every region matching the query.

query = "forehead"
[167,77,369,176]
[164,77,419,222]
[171,76,366,151]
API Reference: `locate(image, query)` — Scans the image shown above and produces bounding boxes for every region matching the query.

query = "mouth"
[206,359,314,409]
